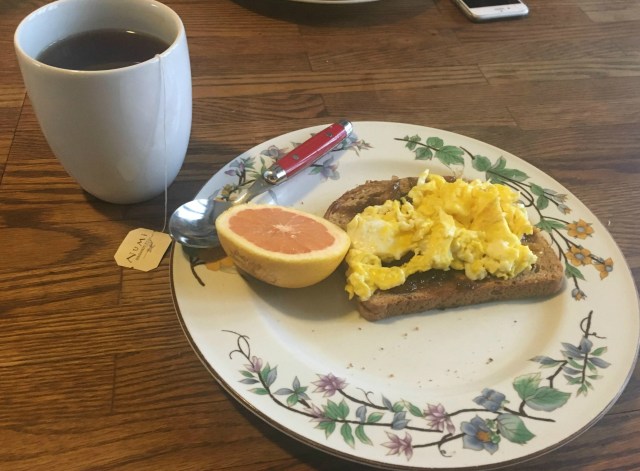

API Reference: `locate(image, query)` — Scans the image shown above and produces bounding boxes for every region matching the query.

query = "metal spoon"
[169,120,353,248]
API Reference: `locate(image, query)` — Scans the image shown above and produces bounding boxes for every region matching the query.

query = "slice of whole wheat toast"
[324,177,565,321]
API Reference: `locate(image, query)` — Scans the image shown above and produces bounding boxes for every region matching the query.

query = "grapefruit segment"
[215,204,351,288]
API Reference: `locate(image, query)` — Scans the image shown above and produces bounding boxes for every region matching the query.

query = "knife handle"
[263,120,353,184]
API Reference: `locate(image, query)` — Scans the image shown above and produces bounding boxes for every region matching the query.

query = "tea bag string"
[158,52,169,234]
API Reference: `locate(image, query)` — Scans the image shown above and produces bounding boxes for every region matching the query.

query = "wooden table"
[2,1,639,469]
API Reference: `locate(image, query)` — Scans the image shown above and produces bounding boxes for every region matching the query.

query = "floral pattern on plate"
[226,308,608,461]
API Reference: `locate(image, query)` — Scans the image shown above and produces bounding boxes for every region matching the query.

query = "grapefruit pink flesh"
[227,207,335,254]
[215,204,351,288]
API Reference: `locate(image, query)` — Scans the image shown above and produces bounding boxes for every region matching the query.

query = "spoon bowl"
[168,197,231,248]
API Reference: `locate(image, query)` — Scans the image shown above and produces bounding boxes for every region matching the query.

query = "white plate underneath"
[171,121,639,470]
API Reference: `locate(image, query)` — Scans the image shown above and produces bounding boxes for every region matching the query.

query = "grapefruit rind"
[215,204,351,288]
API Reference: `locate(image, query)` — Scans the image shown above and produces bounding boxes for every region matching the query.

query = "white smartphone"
[453,0,529,22]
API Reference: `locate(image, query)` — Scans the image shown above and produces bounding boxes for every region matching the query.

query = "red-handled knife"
[263,119,353,184]
[225,119,353,205]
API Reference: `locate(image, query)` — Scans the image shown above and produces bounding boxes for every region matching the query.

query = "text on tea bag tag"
[114,228,172,272]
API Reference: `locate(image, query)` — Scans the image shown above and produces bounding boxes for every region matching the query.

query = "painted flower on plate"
[461,416,499,454]
[567,219,594,239]
[306,403,327,422]
[224,160,245,177]
[473,388,506,413]
[571,287,587,300]
[424,403,455,434]
[260,144,287,160]
[382,432,413,460]
[594,257,614,279]
[245,356,263,373]
[566,246,592,266]
[312,373,347,397]
[314,156,340,180]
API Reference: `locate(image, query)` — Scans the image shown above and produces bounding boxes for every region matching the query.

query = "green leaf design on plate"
[524,387,571,412]
[426,136,444,148]
[486,156,529,183]
[565,263,586,281]
[367,412,384,424]
[416,146,433,160]
[325,399,349,421]
[355,424,373,445]
[536,218,567,233]
[341,423,356,448]
[436,145,465,166]
[513,373,542,401]
[403,135,422,151]
[497,414,535,444]
[317,420,336,438]
[591,347,608,356]
[404,401,424,418]
[472,155,492,171]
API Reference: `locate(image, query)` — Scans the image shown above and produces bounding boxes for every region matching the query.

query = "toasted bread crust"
[324,177,565,321]
[323,177,418,229]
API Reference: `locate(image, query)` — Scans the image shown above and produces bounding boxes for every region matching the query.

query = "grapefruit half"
[215,204,351,288]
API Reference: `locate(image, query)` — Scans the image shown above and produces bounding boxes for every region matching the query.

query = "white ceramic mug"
[14,0,192,204]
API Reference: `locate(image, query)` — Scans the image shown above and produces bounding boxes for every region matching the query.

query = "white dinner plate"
[171,122,639,469]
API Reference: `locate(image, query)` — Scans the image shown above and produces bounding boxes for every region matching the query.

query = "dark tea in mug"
[37,29,170,71]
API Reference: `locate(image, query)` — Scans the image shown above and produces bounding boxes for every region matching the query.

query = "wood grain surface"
[1,0,639,470]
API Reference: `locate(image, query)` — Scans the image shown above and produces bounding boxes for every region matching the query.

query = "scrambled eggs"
[345,171,537,301]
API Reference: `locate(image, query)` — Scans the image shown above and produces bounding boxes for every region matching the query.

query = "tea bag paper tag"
[114,228,172,272]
